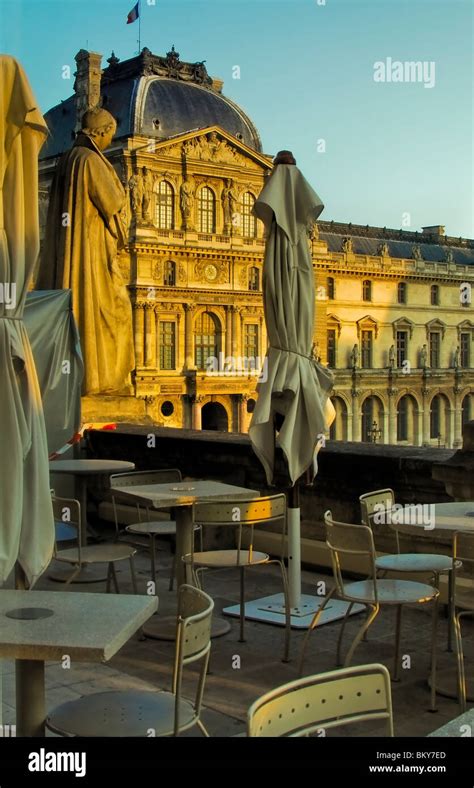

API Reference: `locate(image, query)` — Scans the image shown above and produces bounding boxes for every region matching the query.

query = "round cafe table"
[49,459,135,583]
[390,501,474,701]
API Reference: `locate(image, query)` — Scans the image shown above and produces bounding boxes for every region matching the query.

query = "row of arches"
[155,180,258,237]
[330,392,473,445]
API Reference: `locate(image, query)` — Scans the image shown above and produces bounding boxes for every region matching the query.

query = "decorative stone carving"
[444,247,455,264]
[128,172,142,217]
[152,260,163,281]
[412,244,423,261]
[178,264,187,285]
[388,344,395,368]
[350,343,359,368]
[420,344,428,368]
[141,167,154,223]
[342,237,353,253]
[221,178,240,235]
[195,259,228,284]
[182,132,256,168]
[377,241,390,256]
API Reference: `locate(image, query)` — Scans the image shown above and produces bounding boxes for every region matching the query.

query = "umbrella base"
[223,593,365,629]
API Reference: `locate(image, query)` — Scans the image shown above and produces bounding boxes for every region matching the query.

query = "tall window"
[198,187,216,233]
[155,180,174,229]
[159,322,176,370]
[396,330,408,368]
[242,192,256,238]
[361,330,373,368]
[194,311,219,370]
[163,260,176,287]
[460,332,471,367]
[248,266,260,291]
[327,277,335,300]
[462,394,472,426]
[430,284,439,306]
[429,331,441,368]
[362,397,374,442]
[327,329,337,367]
[397,282,407,304]
[244,324,259,362]
[430,395,440,439]
[362,280,372,301]
[397,396,408,441]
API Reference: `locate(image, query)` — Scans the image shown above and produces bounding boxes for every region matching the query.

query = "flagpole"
[138,0,141,53]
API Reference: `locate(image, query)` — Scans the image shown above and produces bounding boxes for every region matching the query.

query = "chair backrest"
[192,494,286,564]
[109,469,182,528]
[359,488,399,552]
[51,494,82,563]
[324,510,378,602]
[172,584,214,736]
[247,663,394,737]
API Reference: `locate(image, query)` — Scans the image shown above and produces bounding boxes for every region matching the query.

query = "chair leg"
[344,604,379,668]
[64,565,81,586]
[196,719,210,737]
[336,602,355,667]
[150,534,157,592]
[393,605,403,682]
[110,562,120,593]
[239,567,246,643]
[129,555,138,594]
[454,612,467,713]
[429,594,439,713]
[298,588,336,676]
[169,551,177,592]
[266,559,291,663]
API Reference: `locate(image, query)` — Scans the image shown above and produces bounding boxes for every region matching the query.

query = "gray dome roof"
[41,58,262,159]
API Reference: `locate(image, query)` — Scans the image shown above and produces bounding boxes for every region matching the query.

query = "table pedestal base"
[48,565,108,584]
[142,613,230,641]
[429,667,474,702]
[223,593,365,629]
[16,659,45,737]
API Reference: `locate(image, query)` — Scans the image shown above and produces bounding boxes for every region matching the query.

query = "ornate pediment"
[392,316,415,339]
[153,127,271,172]
[425,318,446,339]
[356,314,379,338]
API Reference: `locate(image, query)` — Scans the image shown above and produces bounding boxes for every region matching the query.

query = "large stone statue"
[180,174,195,229]
[420,344,428,368]
[141,166,154,223]
[38,107,135,395]
[128,172,142,218]
[388,344,395,368]
[453,345,460,368]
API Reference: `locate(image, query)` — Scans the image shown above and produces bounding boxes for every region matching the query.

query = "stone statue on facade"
[420,344,428,368]
[141,166,154,223]
[388,344,396,368]
[453,345,460,368]
[38,107,135,395]
[350,343,359,368]
[412,244,423,261]
[342,236,353,254]
[377,241,390,256]
[445,247,455,264]
[222,178,239,234]
[180,174,195,230]
[129,172,142,218]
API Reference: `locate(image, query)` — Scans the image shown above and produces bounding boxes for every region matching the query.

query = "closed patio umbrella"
[0,55,55,588]
[226,152,355,631]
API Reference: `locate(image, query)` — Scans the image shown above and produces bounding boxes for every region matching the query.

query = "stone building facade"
[38,47,474,447]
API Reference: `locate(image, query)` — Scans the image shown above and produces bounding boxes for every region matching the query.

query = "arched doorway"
[329,396,348,440]
[462,393,473,427]
[361,395,384,443]
[396,394,419,445]
[430,393,451,446]
[201,402,228,432]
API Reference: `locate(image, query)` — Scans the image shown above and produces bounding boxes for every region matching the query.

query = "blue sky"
[1,0,472,237]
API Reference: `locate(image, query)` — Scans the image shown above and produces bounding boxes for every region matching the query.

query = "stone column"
[133,302,145,368]
[388,391,397,445]
[448,407,455,449]
[184,304,195,370]
[416,407,423,446]
[352,391,361,441]
[192,395,204,430]
[453,390,463,448]
[144,303,156,367]
[231,305,241,357]
[225,306,232,358]
[239,394,250,434]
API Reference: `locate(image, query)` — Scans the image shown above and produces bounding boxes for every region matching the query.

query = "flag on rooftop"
[127,2,140,24]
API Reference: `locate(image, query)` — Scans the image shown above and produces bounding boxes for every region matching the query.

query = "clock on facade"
[204,264,218,282]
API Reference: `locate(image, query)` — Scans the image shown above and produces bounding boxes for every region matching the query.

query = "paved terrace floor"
[1,527,473,737]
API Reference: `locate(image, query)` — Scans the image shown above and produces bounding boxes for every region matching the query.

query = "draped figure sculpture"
[38,107,135,395]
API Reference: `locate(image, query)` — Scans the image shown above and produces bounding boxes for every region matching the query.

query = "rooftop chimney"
[422,225,445,237]
[74,50,103,132]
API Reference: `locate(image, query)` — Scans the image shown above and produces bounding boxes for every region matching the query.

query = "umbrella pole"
[287,484,302,610]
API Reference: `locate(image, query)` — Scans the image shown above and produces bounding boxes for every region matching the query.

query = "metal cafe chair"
[452,532,474,711]
[182,494,291,662]
[360,488,454,649]
[46,585,214,737]
[247,663,394,737]
[110,469,202,591]
[51,494,138,592]
[299,511,439,710]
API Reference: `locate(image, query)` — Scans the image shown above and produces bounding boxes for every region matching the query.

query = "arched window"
[155,180,174,229]
[194,311,220,370]
[362,396,384,443]
[462,393,472,426]
[248,266,260,291]
[362,280,372,301]
[198,186,216,233]
[397,282,407,304]
[242,192,257,238]
[327,277,335,300]
[163,260,176,287]
[431,284,439,306]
